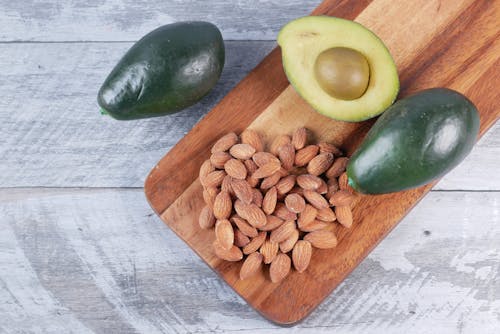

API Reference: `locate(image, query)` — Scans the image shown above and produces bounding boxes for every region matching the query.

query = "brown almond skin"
[326,157,349,179]
[213,191,232,219]
[231,216,258,238]
[295,145,319,167]
[316,207,337,222]
[274,203,298,221]
[252,161,282,179]
[231,178,253,204]
[279,229,299,253]
[270,135,291,156]
[221,175,233,195]
[292,127,308,150]
[243,231,267,254]
[213,240,243,261]
[329,190,355,207]
[296,174,322,190]
[276,175,296,196]
[252,152,280,167]
[299,219,329,232]
[269,253,291,283]
[203,187,218,208]
[335,205,353,228]
[270,221,296,243]
[210,151,232,169]
[224,159,247,180]
[304,230,338,249]
[298,204,318,229]
[230,143,256,160]
[211,132,238,153]
[307,152,334,176]
[199,159,215,181]
[239,252,263,280]
[215,219,234,250]
[278,143,295,170]
[260,215,284,231]
[241,129,264,152]
[260,172,281,190]
[234,229,251,247]
[260,239,279,264]
[201,170,226,188]
[292,240,312,273]
[262,186,278,215]
[303,189,329,209]
[244,159,258,173]
[285,193,306,213]
[318,142,343,156]
[252,188,263,207]
[199,205,216,229]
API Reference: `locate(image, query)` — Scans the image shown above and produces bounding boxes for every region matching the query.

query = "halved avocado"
[277,16,399,122]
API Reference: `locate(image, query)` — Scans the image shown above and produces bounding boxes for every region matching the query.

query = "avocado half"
[277,16,399,122]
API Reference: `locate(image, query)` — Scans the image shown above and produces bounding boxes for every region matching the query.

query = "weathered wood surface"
[1,190,499,333]
[0,0,319,41]
[0,42,498,189]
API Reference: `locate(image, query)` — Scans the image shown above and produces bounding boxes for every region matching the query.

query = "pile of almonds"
[198,127,356,282]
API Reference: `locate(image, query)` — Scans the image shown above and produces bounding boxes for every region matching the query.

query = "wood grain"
[144,0,500,324]
[0,0,320,42]
[1,189,499,333]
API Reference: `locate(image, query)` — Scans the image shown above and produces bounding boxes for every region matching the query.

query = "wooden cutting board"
[144,0,499,325]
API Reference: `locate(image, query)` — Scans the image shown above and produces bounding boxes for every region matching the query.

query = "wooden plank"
[144,0,500,324]
[1,189,499,332]
[0,0,320,42]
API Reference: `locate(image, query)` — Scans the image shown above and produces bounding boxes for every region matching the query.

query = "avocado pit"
[314,47,370,101]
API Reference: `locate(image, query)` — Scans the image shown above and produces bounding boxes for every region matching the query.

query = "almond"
[274,203,298,221]
[230,143,256,160]
[239,252,263,280]
[292,240,312,273]
[234,201,267,228]
[278,143,295,170]
[240,129,264,152]
[213,191,232,219]
[326,178,339,200]
[285,193,306,213]
[231,178,253,204]
[260,215,284,231]
[199,205,216,229]
[260,172,281,190]
[299,219,329,232]
[278,167,289,177]
[221,175,234,195]
[335,205,353,228]
[338,172,353,193]
[244,159,258,173]
[326,157,349,179]
[270,221,296,243]
[224,159,247,180]
[269,253,291,283]
[201,170,226,188]
[215,219,234,250]
[298,204,317,229]
[260,239,279,264]
[199,159,215,181]
[318,142,343,156]
[289,186,304,196]
[252,160,281,179]
[279,229,299,253]
[307,153,334,176]
[202,187,218,208]
[303,189,329,209]
[234,229,250,247]
[304,230,337,249]
[329,190,355,207]
[247,175,260,188]
[317,179,328,194]
[210,151,232,168]
[292,127,308,150]
[213,240,243,261]
[296,174,322,190]
[243,231,267,254]
[252,152,280,167]
[276,175,296,197]
[270,134,291,156]
[211,132,238,153]
[294,145,319,167]
[262,186,278,215]
[231,216,258,238]
[252,188,263,207]
[316,207,337,222]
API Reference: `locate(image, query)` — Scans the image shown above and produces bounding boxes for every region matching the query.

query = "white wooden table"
[1,1,499,333]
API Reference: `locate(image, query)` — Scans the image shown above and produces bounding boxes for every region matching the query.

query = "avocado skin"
[347,88,480,194]
[98,21,224,120]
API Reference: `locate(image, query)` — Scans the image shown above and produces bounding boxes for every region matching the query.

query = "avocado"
[347,88,480,194]
[277,16,399,122]
[98,21,225,120]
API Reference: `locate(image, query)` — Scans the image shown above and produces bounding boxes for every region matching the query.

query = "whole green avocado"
[347,88,480,194]
[98,21,225,120]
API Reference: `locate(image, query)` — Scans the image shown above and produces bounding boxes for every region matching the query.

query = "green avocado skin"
[98,22,225,120]
[347,88,480,194]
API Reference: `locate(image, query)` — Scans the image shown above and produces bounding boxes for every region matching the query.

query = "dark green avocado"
[98,21,225,120]
[347,88,480,194]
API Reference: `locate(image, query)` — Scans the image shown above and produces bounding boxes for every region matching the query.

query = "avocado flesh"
[277,16,400,122]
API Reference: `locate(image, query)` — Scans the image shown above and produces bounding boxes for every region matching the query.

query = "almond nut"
[239,252,263,280]
[201,170,226,188]
[210,151,232,168]
[303,189,329,209]
[260,172,281,190]
[292,127,308,150]
[243,231,267,254]
[202,187,218,208]
[252,160,282,179]
[270,134,291,156]
[234,201,266,228]
[199,205,216,229]
[299,219,329,232]
[260,239,279,264]
[221,175,234,195]
[270,221,296,243]
[307,152,334,176]
[231,216,258,238]
[240,129,264,152]
[269,253,291,283]
[252,152,280,167]
[234,229,251,247]
[292,240,312,273]
[279,229,299,253]
[273,203,298,221]
[211,132,238,153]
[231,178,253,204]
[304,230,337,249]
[294,145,319,167]
[252,188,263,207]
[298,204,318,229]
[326,157,349,179]
[296,174,322,190]
[284,193,306,213]
[213,240,243,261]
[316,207,337,222]
[260,215,284,231]
[244,159,258,173]
[278,143,295,170]
[224,159,247,180]
[262,186,278,215]
[318,142,342,156]
[215,219,234,250]
[276,175,296,197]
[199,159,215,181]
[335,205,353,228]
[329,190,355,207]
[213,191,232,219]
[230,143,256,160]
